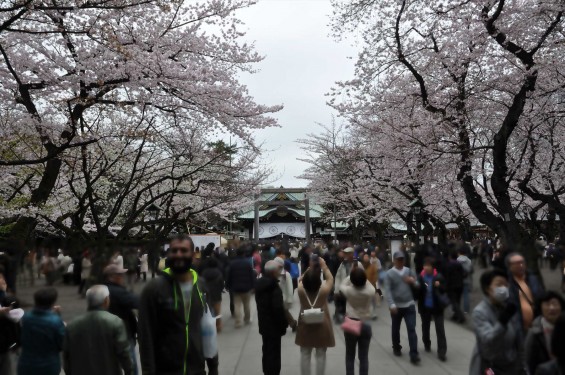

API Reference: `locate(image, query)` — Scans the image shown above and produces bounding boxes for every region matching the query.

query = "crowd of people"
[4,247,151,293]
[0,236,565,375]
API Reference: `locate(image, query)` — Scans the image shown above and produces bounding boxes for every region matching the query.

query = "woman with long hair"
[295,258,335,375]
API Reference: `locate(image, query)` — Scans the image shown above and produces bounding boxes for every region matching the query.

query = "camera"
[310,254,319,267]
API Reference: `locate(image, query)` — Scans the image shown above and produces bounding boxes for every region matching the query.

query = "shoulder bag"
[341,316,362,336]
[301,289,325,324]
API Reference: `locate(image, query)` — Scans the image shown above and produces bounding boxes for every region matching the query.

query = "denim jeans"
[129,339,138,375]
[462,283,470,313]
[391,305,419,359]
[345,323,372,375]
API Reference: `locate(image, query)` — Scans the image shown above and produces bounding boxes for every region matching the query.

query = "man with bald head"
[506,252,544,334]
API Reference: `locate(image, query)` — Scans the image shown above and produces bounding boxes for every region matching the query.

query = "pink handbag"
[341,316,362,336]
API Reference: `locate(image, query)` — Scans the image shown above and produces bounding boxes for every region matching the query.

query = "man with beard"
[138,234,212,375]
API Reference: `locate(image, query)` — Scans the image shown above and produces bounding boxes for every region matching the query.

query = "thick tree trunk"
[421,219,434,243]
[428,216,448,248]
[7,157,63,249]
[546,209,557,243]
[498,221,538,273]
[456,216,473,242]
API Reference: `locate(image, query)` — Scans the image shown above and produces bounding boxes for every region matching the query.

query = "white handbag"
[301,290,325,324]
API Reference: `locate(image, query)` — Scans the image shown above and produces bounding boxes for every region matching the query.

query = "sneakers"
[393,349,402,357]
[410,356,421,365]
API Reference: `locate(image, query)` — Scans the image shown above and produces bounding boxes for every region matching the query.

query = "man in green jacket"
[138,234,211,375]
[63,284,133,375]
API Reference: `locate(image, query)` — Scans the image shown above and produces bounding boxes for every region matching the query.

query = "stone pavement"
[217,294,473,375]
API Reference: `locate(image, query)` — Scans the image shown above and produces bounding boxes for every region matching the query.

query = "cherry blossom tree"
[31,109,266,252]
[298,119,475,245]
[516,95,565,241]
[329,0,565,262]
[0,0,281,243]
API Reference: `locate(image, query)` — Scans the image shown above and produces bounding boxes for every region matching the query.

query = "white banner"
[390,239,403,258]
[190,235,221,250]
[254,222,312,239]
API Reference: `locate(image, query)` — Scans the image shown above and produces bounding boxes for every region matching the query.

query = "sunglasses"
[169,247,191,254]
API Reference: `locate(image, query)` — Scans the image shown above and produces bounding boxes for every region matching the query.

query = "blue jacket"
[18,309,65,375]
[416,271,446,314]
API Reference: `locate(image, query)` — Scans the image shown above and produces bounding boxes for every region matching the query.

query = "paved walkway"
[217,294,473,375]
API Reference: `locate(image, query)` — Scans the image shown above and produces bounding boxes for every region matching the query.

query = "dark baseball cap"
[393,251,406,259]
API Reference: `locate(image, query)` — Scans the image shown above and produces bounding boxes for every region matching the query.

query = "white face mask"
[493,286,509,302]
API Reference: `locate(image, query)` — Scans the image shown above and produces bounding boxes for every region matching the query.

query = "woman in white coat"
[78,251,91,295]
[139,251,149,282]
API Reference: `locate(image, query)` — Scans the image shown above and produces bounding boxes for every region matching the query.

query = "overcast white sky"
[236,0,357,188]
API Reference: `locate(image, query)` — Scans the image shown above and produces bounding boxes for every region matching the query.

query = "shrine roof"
[237,189,324,220]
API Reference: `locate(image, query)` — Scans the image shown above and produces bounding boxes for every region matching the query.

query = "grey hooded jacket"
[469,298,526,375]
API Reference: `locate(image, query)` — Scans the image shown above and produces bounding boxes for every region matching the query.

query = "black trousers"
[78,279,87,294]
[420,308,447,357]
[261,334,282,375]
[229,290,235,316]
[448,288,464,321]
[345,323,372,375]
[206,355,219,375]
[334,293,346,318]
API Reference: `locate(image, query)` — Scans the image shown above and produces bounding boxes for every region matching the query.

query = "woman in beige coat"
[295,257,335,375]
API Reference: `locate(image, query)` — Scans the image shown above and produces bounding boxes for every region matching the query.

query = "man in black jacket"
[416,258,448,361]
[255,260,288,375]
[226,247,255,328]
[445,252,465,323]
[138,234,211,375]
[104,264,140,375]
